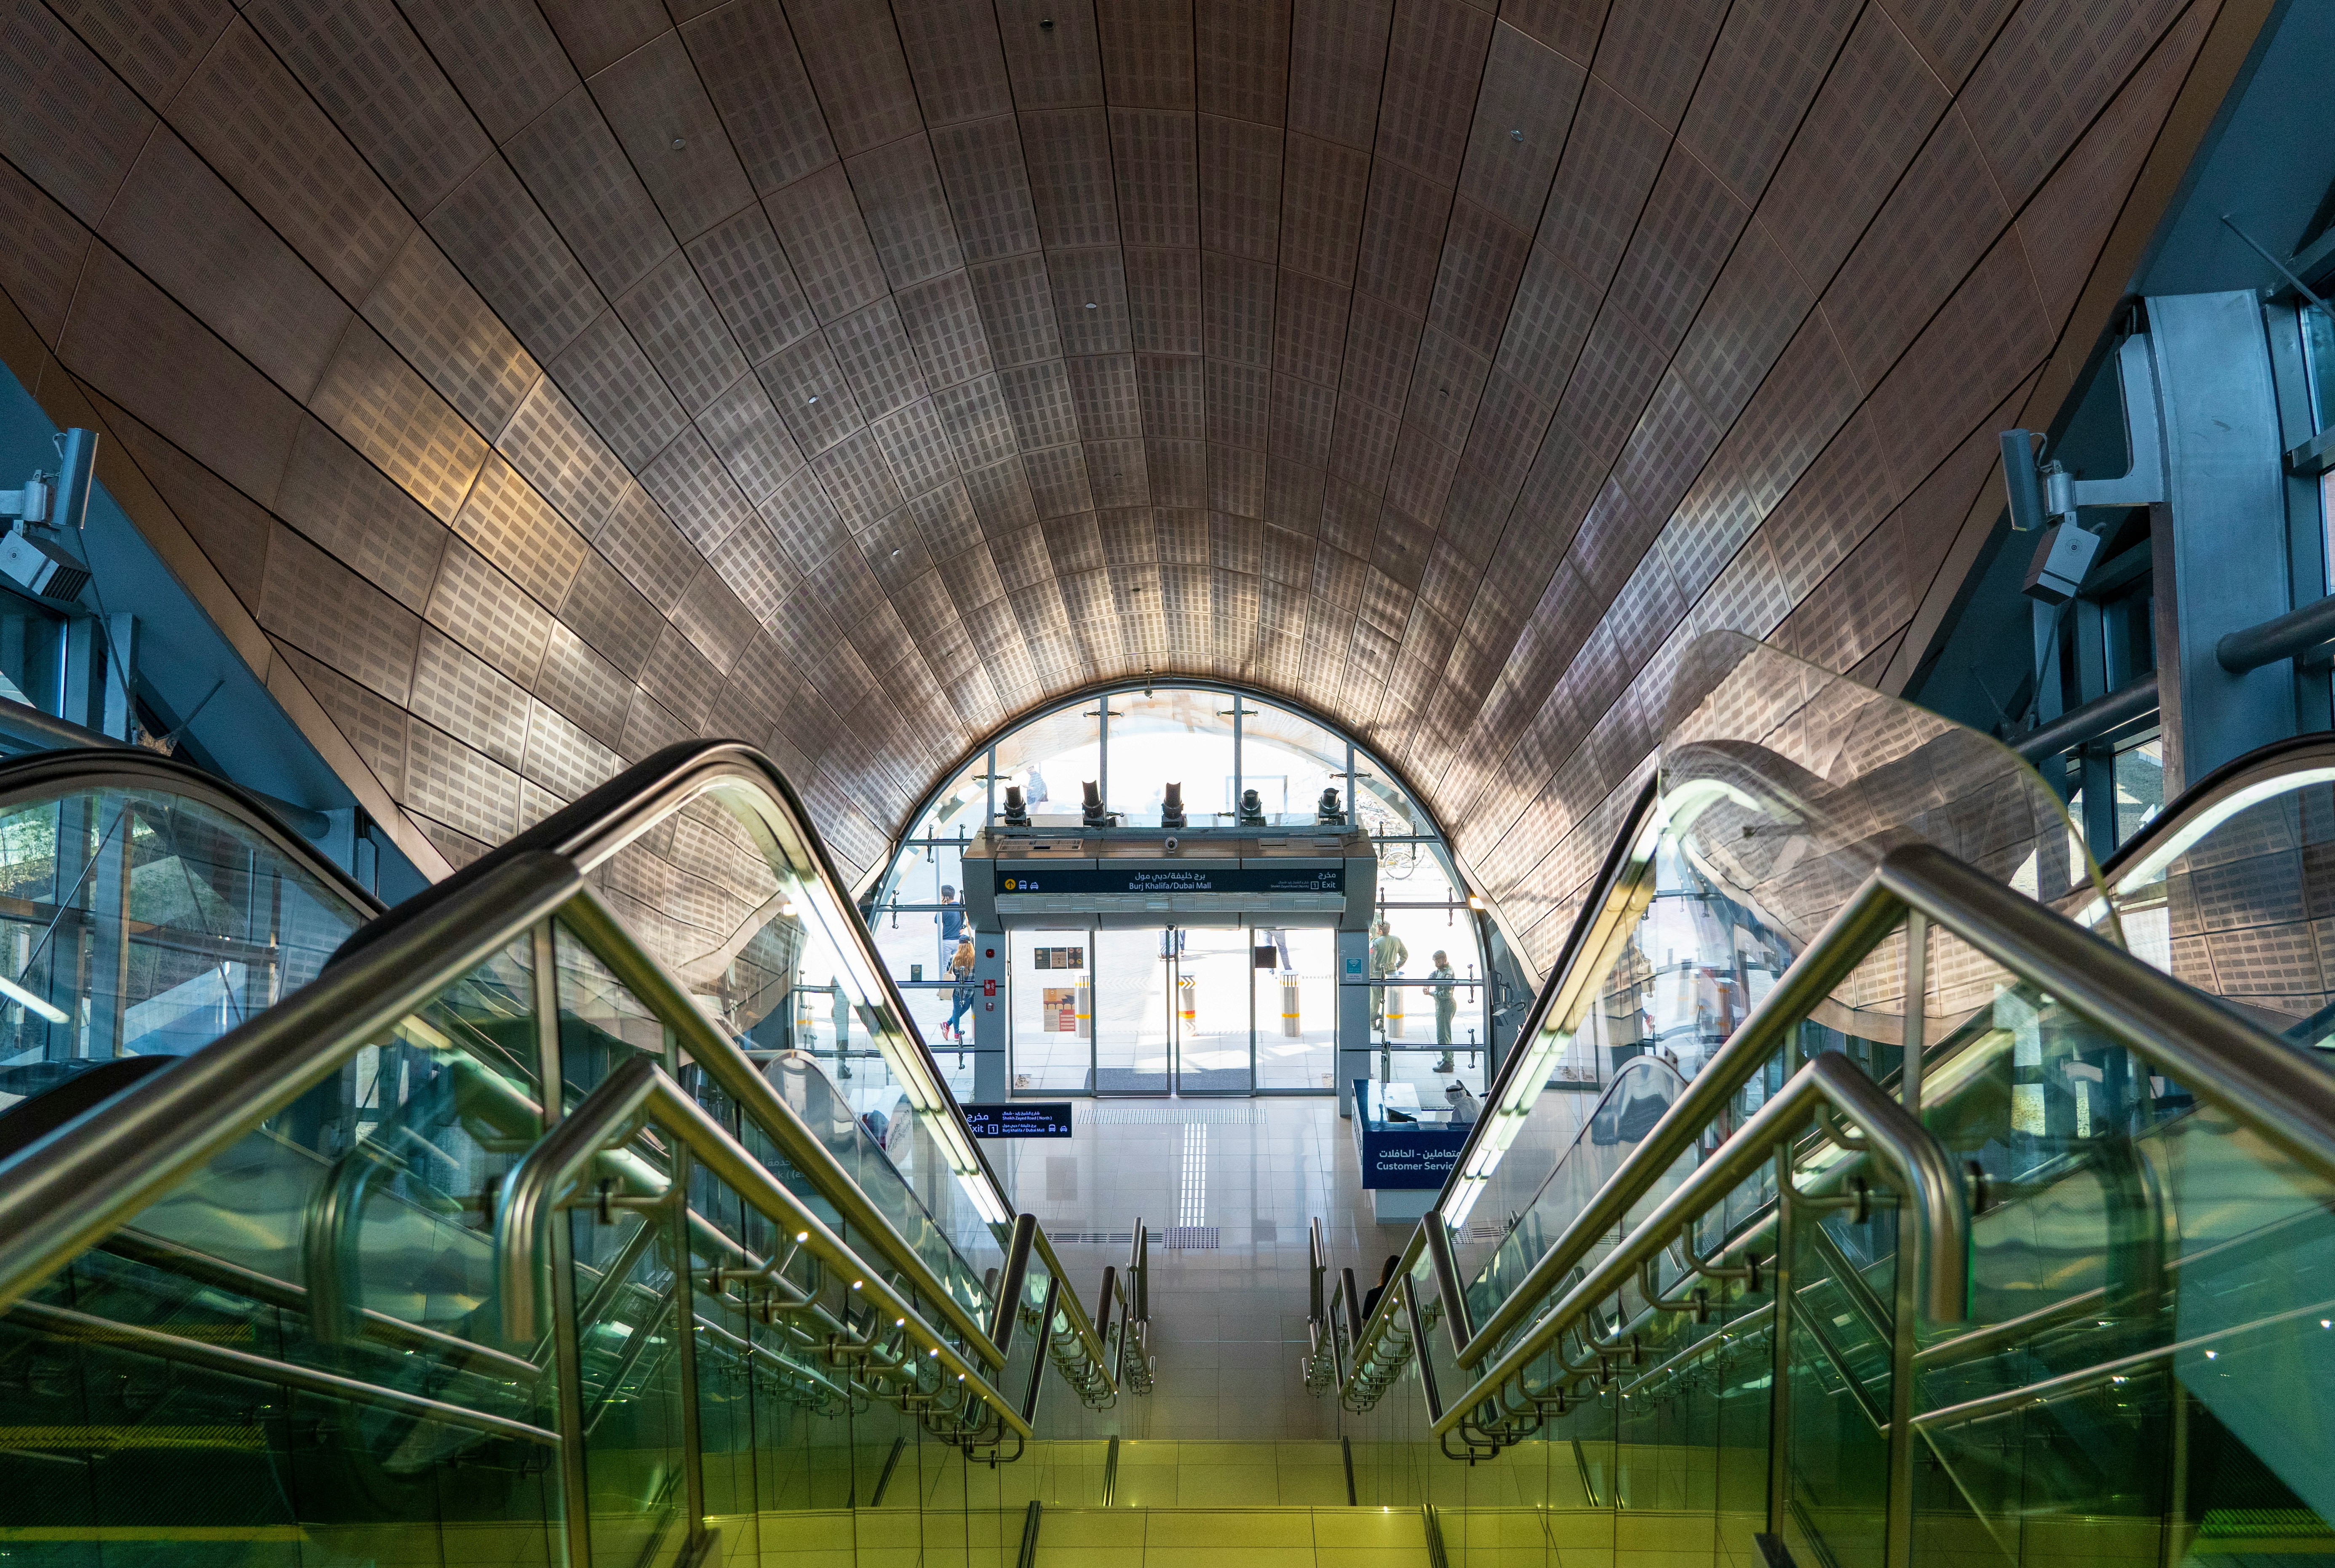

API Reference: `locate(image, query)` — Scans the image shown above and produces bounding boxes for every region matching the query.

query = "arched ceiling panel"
[0,0,2236,968]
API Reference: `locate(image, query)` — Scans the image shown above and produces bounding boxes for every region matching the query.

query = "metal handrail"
[0,851,583,1317]
[329,741,1010,1218]
[0,785,1117,1402]
[5,1297,559,1446]
[554,891,1009,1366]
[1434,1051,1964,1439]
[494,1052,1031,1448]
[1341,837,2335,1414]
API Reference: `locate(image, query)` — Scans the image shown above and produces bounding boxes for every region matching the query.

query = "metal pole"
[1883,1168,1920,1568]
[531,920,564,1127]
[550,1216,593,1568]
[987,743,998,828]
[1902,912,1926,1117]
[1765,1140,1796,1541]
[671,1147,709,1556]
[1345,741,1356,824]
[1098,696,1109,819]
[1232,701,1242,823]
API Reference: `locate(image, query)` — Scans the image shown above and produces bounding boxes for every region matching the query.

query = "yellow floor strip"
[0,1425,268,1451]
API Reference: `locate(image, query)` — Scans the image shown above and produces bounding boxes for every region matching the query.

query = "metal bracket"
[2003,335,2167,603]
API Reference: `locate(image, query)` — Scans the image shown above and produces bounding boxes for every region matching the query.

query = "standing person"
[1360,1254,1400,1322]
[937,884,962,973]
[946,934,977,1043]
[1429,949,1458,1072]
[1368,920,1408,1033]
[830,980,854,1078]
[1025,768,1049,808]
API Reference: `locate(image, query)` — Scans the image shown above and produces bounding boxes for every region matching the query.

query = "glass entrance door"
[1254,927,1336,1090]
[1171,927,1253,1094]
[1091,927,1171,1094]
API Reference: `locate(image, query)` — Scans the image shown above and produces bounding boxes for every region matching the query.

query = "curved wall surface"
[0,0,2255,970]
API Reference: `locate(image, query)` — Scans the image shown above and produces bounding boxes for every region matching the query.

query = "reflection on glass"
[1255,926,1335,1090]
[1242,701,1350,826]
[0,782,369,1109]
[10,939,564,1560]
[1010,928,1090,1093]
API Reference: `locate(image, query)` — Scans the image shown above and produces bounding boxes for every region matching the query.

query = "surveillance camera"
[1163,835,1179,851]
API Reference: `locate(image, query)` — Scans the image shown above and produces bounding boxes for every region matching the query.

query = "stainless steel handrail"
[556,891,1010,1367]
[1434,1050,1965,1439]
[5,1297,558,1445]
[331,740,1010,1216]
[0,851,584,1317]
[0,771,1112,1400]
[1341,837,2335,1413]
[494,1052,1031,1446]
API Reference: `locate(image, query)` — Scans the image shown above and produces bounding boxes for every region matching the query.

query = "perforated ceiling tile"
[307,320,489,524]
[549,309,691,469]
[15,0,2206,955]
[172,19,414,301]
[592,29,757,245]
[428,158,609,364]
[454,454,590,608]
[507,85,680,302]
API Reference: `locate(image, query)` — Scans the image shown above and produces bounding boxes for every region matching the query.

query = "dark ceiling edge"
[857,670,1541,968]
[0,278,457,882]
[1881,0,2279,713]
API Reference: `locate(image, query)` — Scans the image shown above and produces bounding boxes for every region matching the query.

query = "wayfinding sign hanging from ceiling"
[994,864,1344,896]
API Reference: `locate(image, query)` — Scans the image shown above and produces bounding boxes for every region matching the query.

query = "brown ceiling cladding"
[0,0,2222,965]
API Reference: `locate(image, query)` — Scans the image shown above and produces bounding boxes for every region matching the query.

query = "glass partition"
[0,774,371,1112]
[1,939,563,1565]
[1441,633,2113,1332]
[866,685,1489,1099]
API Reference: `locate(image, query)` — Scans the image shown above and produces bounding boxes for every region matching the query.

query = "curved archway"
[861,680,1517,1101]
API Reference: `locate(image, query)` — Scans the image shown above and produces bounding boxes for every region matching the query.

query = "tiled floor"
[985,1096,1413,1440]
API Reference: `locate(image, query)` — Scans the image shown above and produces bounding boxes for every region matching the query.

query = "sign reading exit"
[963,1102,1075,1138]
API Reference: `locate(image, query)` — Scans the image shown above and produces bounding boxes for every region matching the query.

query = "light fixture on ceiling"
[671,136,686,149]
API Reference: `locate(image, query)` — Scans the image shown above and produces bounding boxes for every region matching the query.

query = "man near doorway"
[1369,920,1407,1034]
[1429,949,1457,1072]
[937,884,962,973]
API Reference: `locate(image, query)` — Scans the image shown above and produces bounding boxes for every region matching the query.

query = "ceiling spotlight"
[1039,16,1055,29]
[807,393,820,403]
[1085,301,1098,310]
[1510,128,1523,142]
[671,136,687,149]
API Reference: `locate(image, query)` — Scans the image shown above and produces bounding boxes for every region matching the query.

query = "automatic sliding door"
[1092,928,1170,1094]
[1254,927,1334,1091]
[1173,927,1253,1094]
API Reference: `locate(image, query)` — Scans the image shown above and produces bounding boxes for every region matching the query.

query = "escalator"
[1311,633,2335,1568]
[0,740,1148,1567]
[0,739,383,1160]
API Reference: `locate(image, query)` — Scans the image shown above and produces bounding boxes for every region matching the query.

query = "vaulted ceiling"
[0,0,2233,970]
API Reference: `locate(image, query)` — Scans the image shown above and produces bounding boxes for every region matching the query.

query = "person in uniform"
[1368,920,1408,1033]
[1429,949,1458,1072]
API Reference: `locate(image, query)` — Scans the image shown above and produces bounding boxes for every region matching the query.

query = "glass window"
[1106,689,1239,824]
[1240,702,1349,825]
